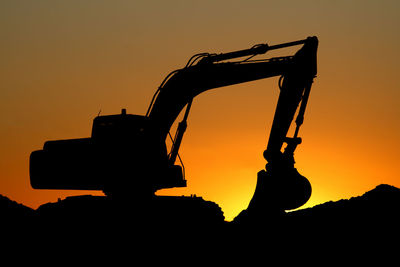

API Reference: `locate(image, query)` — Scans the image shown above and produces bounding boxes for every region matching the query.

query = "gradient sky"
[1,0,399,221]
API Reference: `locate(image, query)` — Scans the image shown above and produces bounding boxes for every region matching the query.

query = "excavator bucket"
[246,166,312,216]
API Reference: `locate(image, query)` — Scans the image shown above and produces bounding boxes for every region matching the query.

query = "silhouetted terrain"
[289,184,400,222]
[1,184,399,244]
[0,194,34,221]
[286,184,400,239]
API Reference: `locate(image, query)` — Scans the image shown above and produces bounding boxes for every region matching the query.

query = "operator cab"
[92,109,148,141]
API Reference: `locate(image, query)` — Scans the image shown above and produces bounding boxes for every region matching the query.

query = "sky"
[1,0,399,221]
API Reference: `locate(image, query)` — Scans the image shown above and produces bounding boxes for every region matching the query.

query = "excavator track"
[36,194,225,231]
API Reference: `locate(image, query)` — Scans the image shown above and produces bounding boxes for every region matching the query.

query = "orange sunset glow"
[1,1,399,221]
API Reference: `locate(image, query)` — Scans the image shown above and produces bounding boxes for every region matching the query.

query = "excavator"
[29,36,318,222]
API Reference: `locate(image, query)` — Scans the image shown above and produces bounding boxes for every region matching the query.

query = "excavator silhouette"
[30,36,318,222]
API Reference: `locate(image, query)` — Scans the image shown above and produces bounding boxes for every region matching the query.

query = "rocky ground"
[1,184,399,256]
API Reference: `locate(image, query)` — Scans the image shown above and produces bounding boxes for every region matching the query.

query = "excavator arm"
[148,36,318,168]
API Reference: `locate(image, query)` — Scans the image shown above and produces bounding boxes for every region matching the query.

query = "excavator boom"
[148,36,318,165]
